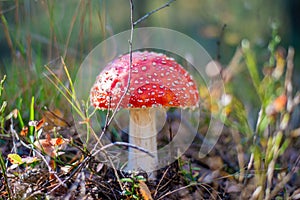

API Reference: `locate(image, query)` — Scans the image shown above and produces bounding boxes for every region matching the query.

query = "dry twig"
[133,0,176,27]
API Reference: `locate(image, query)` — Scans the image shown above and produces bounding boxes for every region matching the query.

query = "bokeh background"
[0,0,299,114]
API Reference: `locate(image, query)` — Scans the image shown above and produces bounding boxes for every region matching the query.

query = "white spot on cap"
[138,89,143,94]
[142,66,147,71]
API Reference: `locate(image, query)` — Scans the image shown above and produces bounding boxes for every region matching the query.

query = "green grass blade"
[43,71,85,120]
[17,98,24,129]
[0,75,6,97]
[29,96,35,142]
[242,39,261,100]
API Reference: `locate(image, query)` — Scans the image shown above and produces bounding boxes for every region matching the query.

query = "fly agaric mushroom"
[90,51,199,175]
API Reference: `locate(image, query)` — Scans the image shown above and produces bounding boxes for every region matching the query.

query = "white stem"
[127,108,158,176]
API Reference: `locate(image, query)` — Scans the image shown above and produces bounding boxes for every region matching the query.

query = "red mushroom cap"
[90,51,199,109]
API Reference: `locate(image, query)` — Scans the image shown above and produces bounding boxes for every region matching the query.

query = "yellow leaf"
[7,154,23,165]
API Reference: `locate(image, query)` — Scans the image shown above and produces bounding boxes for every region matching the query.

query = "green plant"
[0,75,7,134]
[28,96,35,142]
[178,158,201,184]
[216,29,299,199]
[121,174,147,199]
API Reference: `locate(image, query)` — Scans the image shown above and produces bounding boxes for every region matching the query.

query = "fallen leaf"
[7,154,39,165]
[34,134,69,157]
[139,180,153,200]
[20,126,28,136]
[7,154,23,165]
[28,118,45,131]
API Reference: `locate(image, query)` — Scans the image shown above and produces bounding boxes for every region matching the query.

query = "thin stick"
[0,5,16,15]
[101,0,177,146]
[133,0,176,27]
[216,24,227,61]
[285,47,294,113]
[153,165,172,198]
[48,156,91,193]
[92,142,154,158]
[0,5,15,56]
[85,0,132,164]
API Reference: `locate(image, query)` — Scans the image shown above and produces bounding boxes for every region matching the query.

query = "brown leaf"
[139,180,153,200]
[34,134,69,157]
[20,126,28,136]
[36,118,45,131]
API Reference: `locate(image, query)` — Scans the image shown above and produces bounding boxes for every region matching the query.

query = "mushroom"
[90,51,199,176]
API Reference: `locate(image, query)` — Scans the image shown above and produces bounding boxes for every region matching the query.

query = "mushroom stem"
[127,108,158,176]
